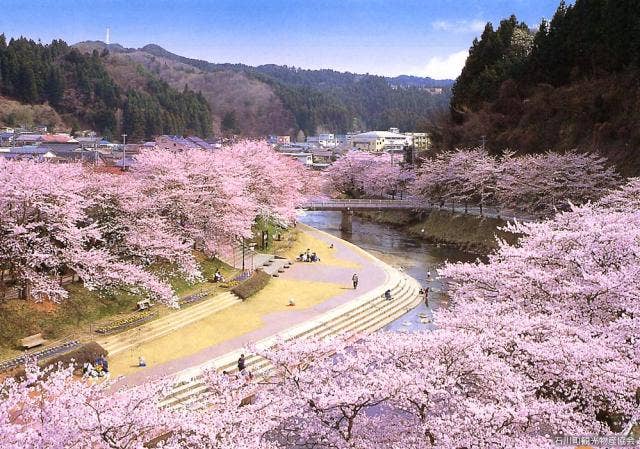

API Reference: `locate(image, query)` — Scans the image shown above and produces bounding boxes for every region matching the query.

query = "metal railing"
[301,198,419,209]
[300,198,533,221]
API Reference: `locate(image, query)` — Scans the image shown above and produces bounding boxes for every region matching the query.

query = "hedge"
[94,309,157,334]
[11,341,106,380]
[231,269,271,300]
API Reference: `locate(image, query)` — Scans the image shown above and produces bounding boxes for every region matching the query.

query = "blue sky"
[0,0,564,79]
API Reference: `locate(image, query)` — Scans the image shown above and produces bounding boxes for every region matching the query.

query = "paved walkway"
[116,224,389,387]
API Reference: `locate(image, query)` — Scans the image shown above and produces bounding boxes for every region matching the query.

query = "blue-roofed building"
[0,145,57,161]
[155,135,217,151]
[0,132,14,145]
[186,135,216,151]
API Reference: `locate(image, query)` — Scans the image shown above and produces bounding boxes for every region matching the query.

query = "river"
[298,211,478,331]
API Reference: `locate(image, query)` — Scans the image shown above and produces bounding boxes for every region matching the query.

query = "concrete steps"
[160,271,421,410]
[99,292,241,356]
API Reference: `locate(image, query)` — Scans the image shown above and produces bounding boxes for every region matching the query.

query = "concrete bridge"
[299,198,530,231]
[300,199,425,231]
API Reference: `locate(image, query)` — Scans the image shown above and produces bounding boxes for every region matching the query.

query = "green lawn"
[0,256,236,361]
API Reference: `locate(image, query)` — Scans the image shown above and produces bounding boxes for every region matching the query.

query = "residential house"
[0,145,57,161]
[14,133,45,146]
[155,135,217,151]
[307,133,337,148]
[279,151,313,166]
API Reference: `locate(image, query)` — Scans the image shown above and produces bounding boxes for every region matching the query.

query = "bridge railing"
[300,197,533,221]
[301,198,419,208]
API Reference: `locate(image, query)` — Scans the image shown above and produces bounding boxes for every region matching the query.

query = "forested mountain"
[436,0,640,175]
[0,36,211,141]
[75,41,452,136]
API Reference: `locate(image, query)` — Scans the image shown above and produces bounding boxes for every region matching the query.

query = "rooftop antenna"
[105,27,110,45]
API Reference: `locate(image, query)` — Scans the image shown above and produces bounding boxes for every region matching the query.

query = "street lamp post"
[241,238,246,273]
[121,133,127,171]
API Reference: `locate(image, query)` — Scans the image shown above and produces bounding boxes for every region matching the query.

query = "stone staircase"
[160,270,421,410]
[98,292,241,357]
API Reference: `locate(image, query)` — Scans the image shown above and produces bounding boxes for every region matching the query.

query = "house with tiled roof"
[14,134,45,146]
[0,145,57,161]
[41,133,75,143]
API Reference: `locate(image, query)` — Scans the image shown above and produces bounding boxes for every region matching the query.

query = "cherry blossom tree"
[219,141,307,225]
[0,362,273,449]
[326,151,412,198]
[411,148,498,212]
[0,141,307,304]
[439,200,640,436]
[0,160,176,304]
[496,150,620,217]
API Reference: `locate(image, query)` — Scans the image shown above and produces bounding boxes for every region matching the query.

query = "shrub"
[11,341,106,379]
[219,280,240,289]
[94,310,157,334]
[231,269,271,300]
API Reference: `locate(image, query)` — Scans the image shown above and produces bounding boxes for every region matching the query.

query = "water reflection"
[297,211,479,331]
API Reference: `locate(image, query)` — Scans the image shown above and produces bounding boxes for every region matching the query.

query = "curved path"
[117,224,421,395]
[115,224,389,384]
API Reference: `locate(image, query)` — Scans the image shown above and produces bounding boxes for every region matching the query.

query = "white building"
[306,133,337,148]
[351,131,412,153]
[404,132,430,151]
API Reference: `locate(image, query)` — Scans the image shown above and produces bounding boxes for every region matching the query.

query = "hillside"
[435,0,640,175]
[0,95,66,130]
[0,36,212,141]
[75,41,452,136]
[74,41,295,137]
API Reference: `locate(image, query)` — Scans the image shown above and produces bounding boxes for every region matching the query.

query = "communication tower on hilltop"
[106,27,110,45]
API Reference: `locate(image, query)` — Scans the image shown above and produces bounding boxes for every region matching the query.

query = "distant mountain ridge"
[77,41,453,89]
[74,40,452,136]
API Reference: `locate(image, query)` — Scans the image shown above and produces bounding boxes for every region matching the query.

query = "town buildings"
[404,132,430,151]
[350,130,412,153]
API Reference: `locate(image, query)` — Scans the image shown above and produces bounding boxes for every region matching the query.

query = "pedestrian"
[138,356,146,367]
[352,273,359,289]
[238,353,246,372]
[384,289,392,301]
[424,286,430,306]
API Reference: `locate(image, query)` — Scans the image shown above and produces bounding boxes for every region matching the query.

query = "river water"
[298,211,478,332]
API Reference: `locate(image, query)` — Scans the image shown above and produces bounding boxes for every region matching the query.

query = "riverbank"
[355,208,518,253]
[112,223,420,386]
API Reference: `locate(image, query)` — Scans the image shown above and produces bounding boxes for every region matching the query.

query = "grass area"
[160,255,236,297]
[0,256,237,362]
[107,277,344,376]
[0,285,139,360]
[406,210,517,253]
[282,228,360,269]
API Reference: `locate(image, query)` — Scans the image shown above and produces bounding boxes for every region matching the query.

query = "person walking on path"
[352,273,359,290]
[424,270,433,306]
[238,354,246,372]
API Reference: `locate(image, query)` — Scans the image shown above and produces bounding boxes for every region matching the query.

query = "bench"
[19,333,46,349]
[137,299,153,310]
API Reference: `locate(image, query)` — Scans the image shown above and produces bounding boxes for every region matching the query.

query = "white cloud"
[420,50,469,80]
[431,19,486,34]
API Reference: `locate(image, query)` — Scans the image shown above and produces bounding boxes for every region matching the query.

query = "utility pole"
[121,133,127,171]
